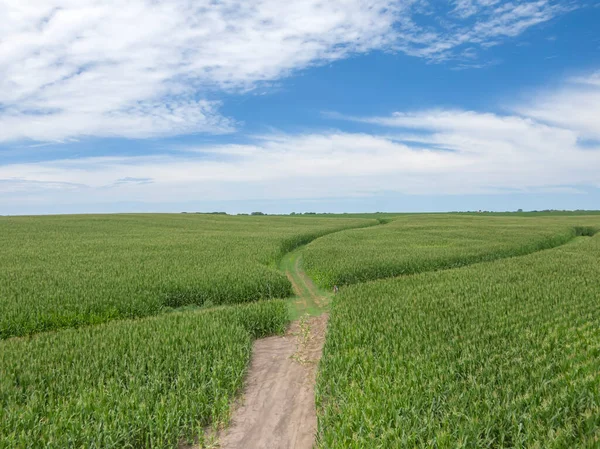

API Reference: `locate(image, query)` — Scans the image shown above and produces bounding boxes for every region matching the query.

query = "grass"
[316,234,600,448]
[0,300,288,449]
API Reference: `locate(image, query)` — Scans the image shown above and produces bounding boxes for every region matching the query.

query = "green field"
[0,300,287,448]
[316,233,600,448]
[0,214,374,338]
[2,212,600,448]
[303,215,599,288]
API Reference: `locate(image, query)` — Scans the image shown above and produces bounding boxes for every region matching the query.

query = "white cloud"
[0,0,571,142]
[0,99,233,141]
[517,71,600,140]
[394,0,569,60]
[0,69,600,206]
[2,70,600,208]
[452,0,482,19]
[0,0,400,142]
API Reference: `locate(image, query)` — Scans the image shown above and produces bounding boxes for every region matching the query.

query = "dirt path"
[215,252,330,449]
[217,314,327,449]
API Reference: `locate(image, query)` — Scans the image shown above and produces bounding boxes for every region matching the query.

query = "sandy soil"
[216,314,328,449]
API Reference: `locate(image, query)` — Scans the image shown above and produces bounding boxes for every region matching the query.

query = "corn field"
[2,212,600,448]
[0,214,374,338]
[303,215,599,288]
[316,233,600,448]
[0,300,288,449]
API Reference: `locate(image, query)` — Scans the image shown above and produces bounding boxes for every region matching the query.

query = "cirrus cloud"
[0,0,573,143]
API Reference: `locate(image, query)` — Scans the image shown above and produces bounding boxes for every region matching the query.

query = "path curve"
[201,222,377,449]
[202,220,585,449]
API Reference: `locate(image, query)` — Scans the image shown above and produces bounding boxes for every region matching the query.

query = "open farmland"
[0,214,375,338]
[0,300,287,448]
[2,212,600,448]
[3,1,598,447]
[303,214,599,288]
[316,233,600,448]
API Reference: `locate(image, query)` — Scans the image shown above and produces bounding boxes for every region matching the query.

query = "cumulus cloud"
[0,0,571,142]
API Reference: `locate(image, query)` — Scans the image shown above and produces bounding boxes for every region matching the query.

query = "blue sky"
[1,0,599,214]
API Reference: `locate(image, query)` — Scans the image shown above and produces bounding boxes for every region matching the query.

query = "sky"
[1,0,599,215]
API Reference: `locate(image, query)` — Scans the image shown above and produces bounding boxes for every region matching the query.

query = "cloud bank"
[2,71,599,210]
[0,0,570,142]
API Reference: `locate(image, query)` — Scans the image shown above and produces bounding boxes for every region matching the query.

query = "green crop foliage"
[0,300,288,449]
[0,214,375,338]
[4,212,600,448]
[303,214,600,288]
[316,235,600,448]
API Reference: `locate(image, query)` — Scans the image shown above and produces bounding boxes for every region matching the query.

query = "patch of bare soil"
[214,314,328,449]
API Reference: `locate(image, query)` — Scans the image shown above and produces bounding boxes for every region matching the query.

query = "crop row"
[303,214,599,288]
[0,214,375,338]
[0,300,288,449]
[316,234,600,448]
